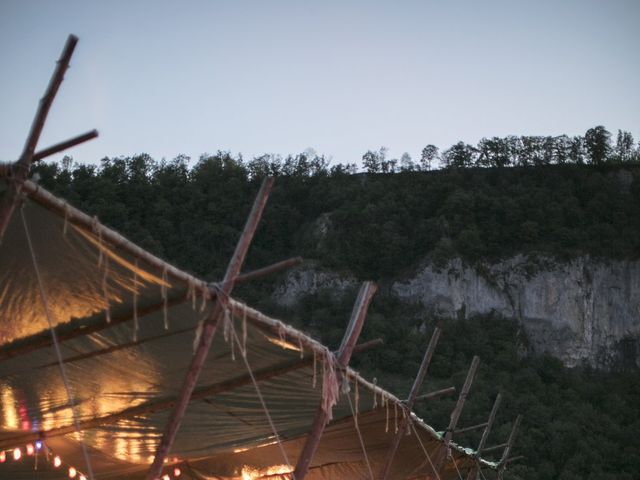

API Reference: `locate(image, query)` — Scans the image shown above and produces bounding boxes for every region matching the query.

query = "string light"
[0,443,184,480]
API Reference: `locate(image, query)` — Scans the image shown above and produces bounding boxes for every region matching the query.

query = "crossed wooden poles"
[0,34,523,480]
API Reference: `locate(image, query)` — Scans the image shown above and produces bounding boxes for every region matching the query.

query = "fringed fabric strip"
[321,351,339,424]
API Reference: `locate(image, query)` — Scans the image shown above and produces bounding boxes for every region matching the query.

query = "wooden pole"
[466,393,502,480]
[0,256,303,362]
[230,256,302,284]
[146,177,274,480]
[414,386,456,402]
[377,327,441,480]
[292,282,377,480]
[428,356,480,476]
[454,422,489,435]
[0,35,78,243]
[0,336,382,450]
[32,130,99,162]
[496,415,522,480]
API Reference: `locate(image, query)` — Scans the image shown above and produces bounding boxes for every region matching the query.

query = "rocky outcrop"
[273,263,357,307]
[274,257,640,369]
[392,256,640,369]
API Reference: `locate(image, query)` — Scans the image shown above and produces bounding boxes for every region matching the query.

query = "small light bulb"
[68,466,77,478]
[13,448,21,460]
[54,456,62,467]
[79,475,87,480]
[0,451,6,462]
[35,441,43,451]
[26,444,35,455]
[174,467,181,477]
[162,475,170,480]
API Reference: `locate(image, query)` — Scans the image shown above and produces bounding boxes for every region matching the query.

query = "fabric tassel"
[321,352,339,423]
[132,261,139,342]
[394,402,398,434]
[385,400,390,433]
[312,350,317,388]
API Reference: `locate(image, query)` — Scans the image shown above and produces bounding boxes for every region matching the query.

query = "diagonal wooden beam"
[32,130,99,162]
[465,393,502,480]
[292,281,377,480]
[146,177,274,480]
[377,327,441,480]
[496,415,522,480]
[422,355,479,477]
[0,35,78,243]
[414,386,456,402]
[0,338,382,450]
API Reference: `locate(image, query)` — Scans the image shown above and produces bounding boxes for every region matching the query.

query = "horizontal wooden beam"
[414,386,456,402]
[454,422,488,435]
[481,442,508,453]
[32,129,98,162]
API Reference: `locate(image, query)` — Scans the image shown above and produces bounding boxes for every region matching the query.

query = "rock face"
[275,257,640,369]
[392,256,640,369]
[273,263,357,307]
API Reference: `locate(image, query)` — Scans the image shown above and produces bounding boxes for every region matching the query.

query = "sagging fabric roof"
[0,180,497,479]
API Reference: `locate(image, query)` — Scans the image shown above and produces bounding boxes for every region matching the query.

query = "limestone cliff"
[275,256,640,369]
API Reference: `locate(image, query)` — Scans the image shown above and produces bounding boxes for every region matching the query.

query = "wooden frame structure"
[0,34,524,480]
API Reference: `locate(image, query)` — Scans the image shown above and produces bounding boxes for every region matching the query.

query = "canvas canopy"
[0,181,497,479]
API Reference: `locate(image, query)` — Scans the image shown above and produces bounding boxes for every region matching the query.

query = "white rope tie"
[312,350,317,388]
[21,207,95,480]
[346,391,374,480]
[409,420,442,480]
[230,327,291,470]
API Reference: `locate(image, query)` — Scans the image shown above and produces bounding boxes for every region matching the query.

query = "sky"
[1,0,639,167]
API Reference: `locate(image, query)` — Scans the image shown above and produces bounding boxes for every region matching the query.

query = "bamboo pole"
[454,422,489,435]
[146,177,274,480]
[377,327,441,480]
[496,415,522,480]
[426,356,480,477]
[292,282,377,480]
[0,35,78,242]
[32,130,99,162]
[0,338,382,450]
[466,393,502,480]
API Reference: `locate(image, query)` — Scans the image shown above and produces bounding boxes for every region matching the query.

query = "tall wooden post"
[292,282,377,480]
[146,178,274,480]
[496,415,522,480]
[465,393,502,480]
[0,35,79,242]
[377,327,441,480]
[430,356,480,475]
